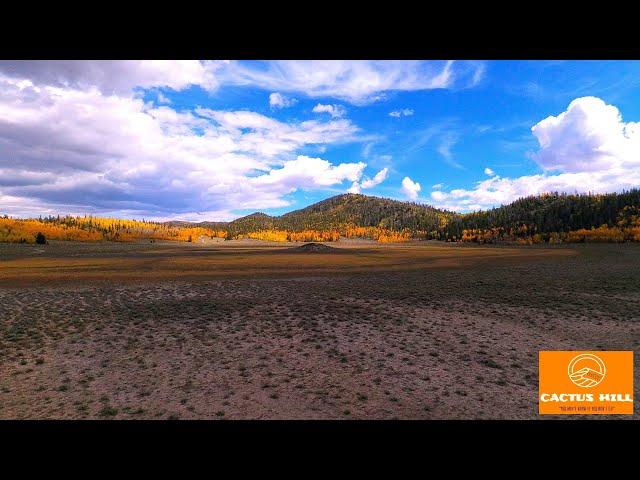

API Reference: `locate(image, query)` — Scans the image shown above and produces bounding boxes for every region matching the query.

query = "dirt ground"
[0,241,638,419]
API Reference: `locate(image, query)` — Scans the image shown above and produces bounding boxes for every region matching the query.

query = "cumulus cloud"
[216,60,484,105]
[429,96,640,212]
[0,72,364,219]
[484,167,495,176]
[348,167,389,193]
[312,103,346,118]
[347,182,361,194]
[401,176,421,200]
[429,170,640,213]
[530,96,640,172]
[251,155,365,190]
[269,92,297,109]
[389,108,414,118]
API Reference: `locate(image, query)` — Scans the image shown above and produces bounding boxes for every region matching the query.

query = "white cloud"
[401,176,421,200]
[312,103,346,118]
[347,182,361,194]
[215,60,484,105]
[429,96,640,212]
[0,60,486,107]
[429,170,640,213]
[484,167,495,176]
[361,167,389,188]
[389,108,414,118]
[156,92,171,105]
[531,96,640,172]
[437,133,457,159]
[348,167,389,194]
[0,72,364,219]
[251,155,365,190]
[269,92,297,109]
[432,183,444,190]
[194,108,358,157]
[437,133,463,169]
[430,190,446,201]
[362,142,375,158]
[0,60,220,95]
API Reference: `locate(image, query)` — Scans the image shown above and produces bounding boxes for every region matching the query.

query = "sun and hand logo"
[568,353,606,388]
[539,351,634,415]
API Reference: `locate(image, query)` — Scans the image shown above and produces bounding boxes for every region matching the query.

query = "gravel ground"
[0,242,638,419]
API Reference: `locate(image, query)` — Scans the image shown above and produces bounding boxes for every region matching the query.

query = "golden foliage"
[564,225,627,243]
[242,230,290,242]
[3,209,640,246]
[0,216,226,244]
[288,230,340,242]
[342,226,410,243]
[241,229,340,242]
[460,223,640,244]
[0,217,103,243]
[235,226,410,243]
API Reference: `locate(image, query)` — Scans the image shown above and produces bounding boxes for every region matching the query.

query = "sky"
[1,60,640,221]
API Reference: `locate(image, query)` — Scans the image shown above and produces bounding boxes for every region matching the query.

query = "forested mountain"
[215,194,454,238]
[282,194,452,231]
[194,190,640,243]
[3,190,640,244]
[443,189,640,242]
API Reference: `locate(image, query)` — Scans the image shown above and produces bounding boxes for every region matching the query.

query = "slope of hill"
[444,189,640,241]
[3,190,640,244]
[214,194,456,238]
[198,189,640,243]
[280,194,454,231]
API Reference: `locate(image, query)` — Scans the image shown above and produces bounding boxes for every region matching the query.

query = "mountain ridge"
[167,189,640,242]
[4,190,640,244]
[174,193,455,236]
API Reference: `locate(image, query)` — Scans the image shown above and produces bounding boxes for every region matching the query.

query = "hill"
[444,189,640,242]
[3,190,640,244]
[193,190,640,243]
[209,194,456,238]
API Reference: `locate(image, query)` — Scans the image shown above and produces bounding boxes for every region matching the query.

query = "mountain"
[278,194,454,231]
[443,189,640,239]
[196,194,456,237]
[4,190,639,245]
[168,189,640,242]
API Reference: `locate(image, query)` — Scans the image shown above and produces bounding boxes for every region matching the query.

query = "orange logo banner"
[539,351,634,415]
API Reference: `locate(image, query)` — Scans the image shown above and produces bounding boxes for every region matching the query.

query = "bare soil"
[286,242,338,253]
[0,241,638,419]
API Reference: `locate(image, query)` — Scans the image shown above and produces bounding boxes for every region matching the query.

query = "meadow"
[0,240,638,419]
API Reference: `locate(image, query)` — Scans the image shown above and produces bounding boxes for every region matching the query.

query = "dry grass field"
[1,240,638,419]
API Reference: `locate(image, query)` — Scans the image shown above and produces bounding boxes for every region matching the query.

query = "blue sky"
[1,60,640,220]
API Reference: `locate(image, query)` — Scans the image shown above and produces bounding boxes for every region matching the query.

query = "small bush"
[35,232,47,244]
[98,406,118,417]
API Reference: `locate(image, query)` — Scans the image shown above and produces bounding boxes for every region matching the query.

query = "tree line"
[445,190,640,243]
[2,190,640,244]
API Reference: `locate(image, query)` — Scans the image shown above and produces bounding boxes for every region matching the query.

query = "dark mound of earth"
[287,242,337,253]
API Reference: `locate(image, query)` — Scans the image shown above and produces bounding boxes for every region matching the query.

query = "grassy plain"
[0,240,638,419]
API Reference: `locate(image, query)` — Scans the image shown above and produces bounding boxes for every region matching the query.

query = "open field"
[1,241,638,419]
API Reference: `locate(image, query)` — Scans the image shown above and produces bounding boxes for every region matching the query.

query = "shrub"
[98,406,118,417]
